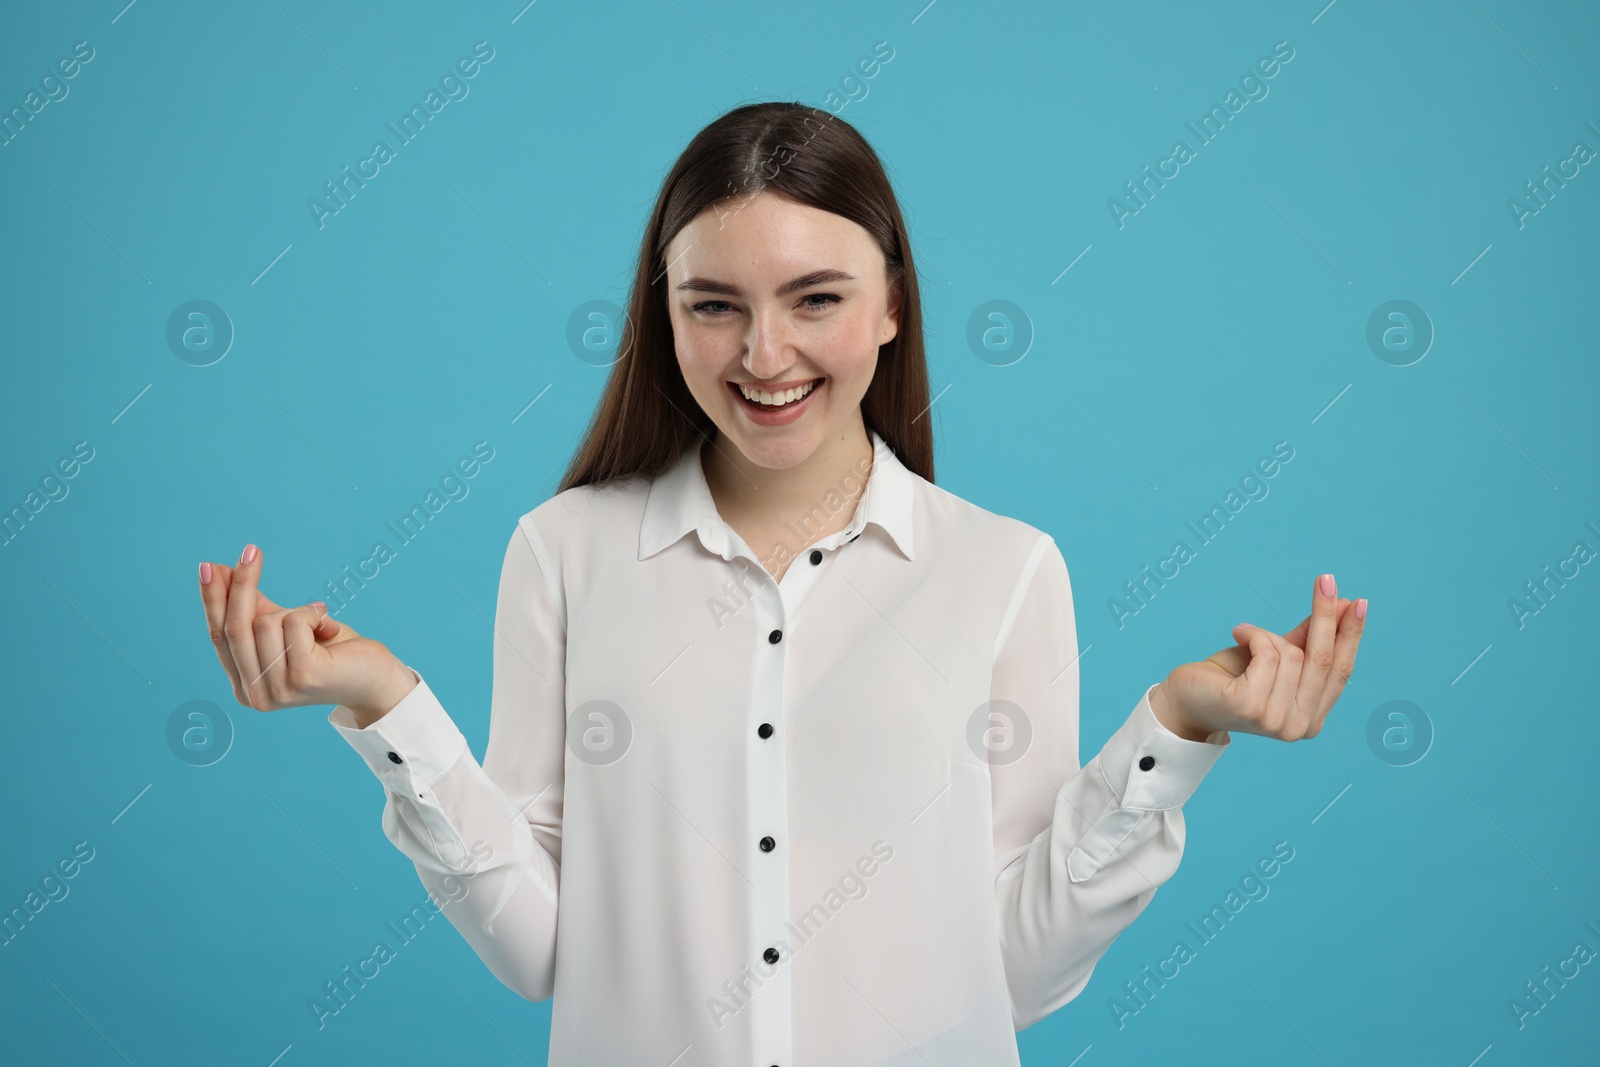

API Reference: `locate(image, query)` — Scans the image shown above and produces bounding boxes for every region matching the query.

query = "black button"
[1139,755,1155,771]
[763,946,780,965]
[768,629,783,644]
[387,752,403,764]
[759,836,775,852]
[848,532,860,542]
[809,549,822,565]
[758,723,773,739]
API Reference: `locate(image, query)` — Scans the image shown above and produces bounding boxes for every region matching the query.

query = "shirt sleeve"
[989,533,1229,1030]
[326,516,567,1002]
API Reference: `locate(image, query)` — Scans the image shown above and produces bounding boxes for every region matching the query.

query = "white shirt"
[328,428,1230,1067]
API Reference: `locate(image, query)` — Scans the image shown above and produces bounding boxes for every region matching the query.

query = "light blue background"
[2,1,1597,1064]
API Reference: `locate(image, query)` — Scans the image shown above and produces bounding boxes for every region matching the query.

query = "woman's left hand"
[1150,574,1368,742]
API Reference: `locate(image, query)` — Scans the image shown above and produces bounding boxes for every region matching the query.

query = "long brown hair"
[556,101,933,493]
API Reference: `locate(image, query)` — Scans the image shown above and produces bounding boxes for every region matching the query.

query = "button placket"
[749,567,794,1064]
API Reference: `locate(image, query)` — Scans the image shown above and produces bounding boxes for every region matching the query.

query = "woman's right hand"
[199,543,417,725]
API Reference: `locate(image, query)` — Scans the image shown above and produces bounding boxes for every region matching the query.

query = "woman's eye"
[691,294,840,317]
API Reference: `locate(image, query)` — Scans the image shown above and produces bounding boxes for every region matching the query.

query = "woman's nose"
[742,309,794,373]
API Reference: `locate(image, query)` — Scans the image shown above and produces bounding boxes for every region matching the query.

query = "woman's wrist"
[347,659,418,729]
[1149,680,1213,743]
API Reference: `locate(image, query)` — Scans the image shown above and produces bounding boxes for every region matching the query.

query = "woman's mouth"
[727,377,823,426]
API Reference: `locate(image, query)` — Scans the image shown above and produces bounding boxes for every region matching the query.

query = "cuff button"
[1138,755,1155,771]
[387,752,403,764]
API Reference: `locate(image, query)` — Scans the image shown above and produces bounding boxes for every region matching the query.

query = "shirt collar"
[638,427,916,563]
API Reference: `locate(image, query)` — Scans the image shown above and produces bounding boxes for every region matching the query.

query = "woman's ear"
[879,278,903,345]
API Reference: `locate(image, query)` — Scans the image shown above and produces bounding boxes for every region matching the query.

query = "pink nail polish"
[1355,598,1368,620]
[240,544,257,565]
[200,561,212,585]
[1319,573,1335,597]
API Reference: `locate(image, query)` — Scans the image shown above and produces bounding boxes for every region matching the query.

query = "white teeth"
[739,379,817,406]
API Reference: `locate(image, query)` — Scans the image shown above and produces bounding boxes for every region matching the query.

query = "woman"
[198,101,1366,1066]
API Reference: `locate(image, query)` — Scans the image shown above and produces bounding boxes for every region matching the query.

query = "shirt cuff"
[326,666,470,793]
[1094,682,1230,812]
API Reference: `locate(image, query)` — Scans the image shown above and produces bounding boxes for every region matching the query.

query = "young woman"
[198,101,1366,1066]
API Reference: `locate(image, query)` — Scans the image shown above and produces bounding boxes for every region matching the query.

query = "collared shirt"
[328,428,1230,1067]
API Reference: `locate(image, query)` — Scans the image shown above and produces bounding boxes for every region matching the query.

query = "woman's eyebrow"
[675,268,857,297]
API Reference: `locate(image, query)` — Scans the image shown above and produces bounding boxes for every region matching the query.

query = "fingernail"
[199,561,212,585]
[1319,573,1335,597]
[1355,598,1368,620]
[311,601,326,610]
[240,544,257,565]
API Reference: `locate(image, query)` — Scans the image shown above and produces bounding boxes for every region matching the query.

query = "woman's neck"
[700,417,876,570]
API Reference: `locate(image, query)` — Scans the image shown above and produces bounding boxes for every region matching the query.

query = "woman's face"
[664,190,901,472]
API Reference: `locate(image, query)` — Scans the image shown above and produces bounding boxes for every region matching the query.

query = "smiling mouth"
[728,377,823,410]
